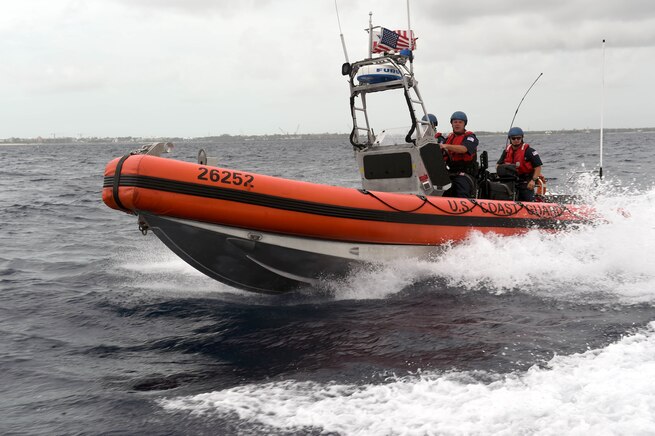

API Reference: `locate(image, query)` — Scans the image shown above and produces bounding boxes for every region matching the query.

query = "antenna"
[406,0,411,33]
[599,39,606,179]
[406,0,413,74]
[334,0,349,63]
[368,12,373,58]
[506,72,543,145]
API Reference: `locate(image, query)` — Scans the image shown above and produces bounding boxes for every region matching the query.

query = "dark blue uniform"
[497,145,543,201]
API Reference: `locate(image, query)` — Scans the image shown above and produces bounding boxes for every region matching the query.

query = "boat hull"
[103,154,596,293]
[140,213,442,294]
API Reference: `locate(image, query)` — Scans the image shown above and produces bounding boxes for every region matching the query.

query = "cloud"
[1,0,654,137]
[418,0,655,24]
[105,0,276,17]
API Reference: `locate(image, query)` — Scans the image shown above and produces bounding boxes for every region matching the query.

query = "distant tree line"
[2,128,653,144]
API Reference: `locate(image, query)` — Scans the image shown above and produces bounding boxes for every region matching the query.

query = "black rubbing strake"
[103,175,581,230]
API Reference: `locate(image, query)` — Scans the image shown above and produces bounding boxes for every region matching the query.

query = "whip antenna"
[406,0,411,34]
[599,39,606,179]
[507,72,543,144]
[406,0,413,73]
[334,0,349,63]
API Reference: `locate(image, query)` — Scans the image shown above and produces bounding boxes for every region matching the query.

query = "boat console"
[343,53,451,196]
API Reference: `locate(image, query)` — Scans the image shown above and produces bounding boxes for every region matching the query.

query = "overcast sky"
[1,0,654,138]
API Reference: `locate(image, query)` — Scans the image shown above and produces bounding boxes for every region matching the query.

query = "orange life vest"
[503,143,534,177]
[444,131,477,174]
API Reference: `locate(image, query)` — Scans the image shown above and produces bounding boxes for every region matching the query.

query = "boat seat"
[479,164,518,200]
[485,181,515,201]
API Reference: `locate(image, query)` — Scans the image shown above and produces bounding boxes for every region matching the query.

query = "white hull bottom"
[139,213,441,294]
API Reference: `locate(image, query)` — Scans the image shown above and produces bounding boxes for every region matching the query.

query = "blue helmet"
[422,113,438,126]
[450,111,468,123]
[508,127,524,137]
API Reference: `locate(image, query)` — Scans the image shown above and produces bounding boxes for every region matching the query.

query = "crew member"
[422,113,445,144]
[441,111,479,198]
[496,127,543,202]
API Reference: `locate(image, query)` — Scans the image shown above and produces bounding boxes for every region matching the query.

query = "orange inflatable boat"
[102,143,595,294]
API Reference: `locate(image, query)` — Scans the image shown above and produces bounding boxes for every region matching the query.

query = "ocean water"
[1,131,655,435]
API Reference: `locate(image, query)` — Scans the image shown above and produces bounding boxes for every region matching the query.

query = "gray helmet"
[422,113,438,126]
[450,111,468,123]
[508,127,524,137]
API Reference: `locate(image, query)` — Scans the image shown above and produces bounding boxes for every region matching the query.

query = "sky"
[1,0,654,138]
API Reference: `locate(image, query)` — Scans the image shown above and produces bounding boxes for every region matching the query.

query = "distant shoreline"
[2,127,654,145]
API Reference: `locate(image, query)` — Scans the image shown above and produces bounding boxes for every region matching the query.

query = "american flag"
[372,28,416,53]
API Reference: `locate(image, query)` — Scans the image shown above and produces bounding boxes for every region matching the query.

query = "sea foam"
[329,184,655,305]
[160,321,655,435]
